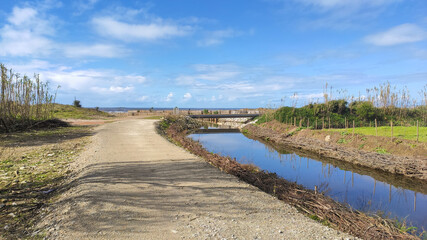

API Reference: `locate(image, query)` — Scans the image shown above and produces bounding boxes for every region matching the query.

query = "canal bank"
[158,116,419,239]
[242,122,427,181]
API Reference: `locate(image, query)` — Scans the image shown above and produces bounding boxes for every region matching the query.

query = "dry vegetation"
[1,64,59,133]
[0,126,92,239]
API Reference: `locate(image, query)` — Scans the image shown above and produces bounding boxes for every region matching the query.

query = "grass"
[52,104,113,120]
[328,126,427,142]
[0,126,91,239]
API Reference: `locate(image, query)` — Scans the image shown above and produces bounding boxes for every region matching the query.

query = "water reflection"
[190,132,427,231]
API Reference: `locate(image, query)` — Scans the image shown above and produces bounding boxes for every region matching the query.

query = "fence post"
[353,120,355,138]
[345,117,347,129]
[375,119,378,137]
[307,118,310,129]
[329,117,331,129]
[391,120,393,141]
[322,117,325,129]
[294,117,296,126]
[417,120,419,142]
[315,118,317,129]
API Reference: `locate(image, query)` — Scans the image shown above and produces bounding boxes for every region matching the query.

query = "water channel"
[189,128,427,231]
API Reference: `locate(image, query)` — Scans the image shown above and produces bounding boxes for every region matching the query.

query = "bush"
[73,99,82,108]
[355,101,376,121]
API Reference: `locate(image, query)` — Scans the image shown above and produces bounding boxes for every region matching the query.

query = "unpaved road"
[38,119,354,239]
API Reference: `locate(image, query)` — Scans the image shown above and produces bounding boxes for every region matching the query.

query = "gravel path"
[38,119,355,239]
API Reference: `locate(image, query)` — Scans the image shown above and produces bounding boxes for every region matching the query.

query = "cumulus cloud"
[183,92,192,101]
[0,7,54,56]
[91,17,191,42]
[364,24,427,46]
[166,92,173,102]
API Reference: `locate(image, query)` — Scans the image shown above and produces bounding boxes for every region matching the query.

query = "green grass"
[328,126,427,142]
[52,104,112,119]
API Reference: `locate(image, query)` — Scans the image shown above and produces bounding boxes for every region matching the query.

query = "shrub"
[73,99,82,108]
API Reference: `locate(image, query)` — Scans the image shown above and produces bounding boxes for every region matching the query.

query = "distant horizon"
[1,0,426,108]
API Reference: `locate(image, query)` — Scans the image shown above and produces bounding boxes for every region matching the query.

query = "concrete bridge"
[188,114,260,119]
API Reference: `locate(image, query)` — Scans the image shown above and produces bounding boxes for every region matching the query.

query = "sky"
[1,0,426,108]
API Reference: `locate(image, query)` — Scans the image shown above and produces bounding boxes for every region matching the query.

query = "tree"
[73,98,82,108]
[355,101,376,121]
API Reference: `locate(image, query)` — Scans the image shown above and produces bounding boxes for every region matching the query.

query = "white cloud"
[364,24,427,46]
[138,96,149,102]
[7,7,37,26]
[73,0,99,14]
[0,7,54,56]
[114,75,147,83]
[295,0,398,9]
[176,64,241,85]
[44,69,106,90]
[92,86,134,93]
[183,92,192,101]
[291,0,402,30]
[289,92,323,100]
[166,92,173,101]
[91,17,191,42]
[198,28,237,46]
[63,44,127,58]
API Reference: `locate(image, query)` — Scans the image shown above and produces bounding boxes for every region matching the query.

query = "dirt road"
[38,119,354,239]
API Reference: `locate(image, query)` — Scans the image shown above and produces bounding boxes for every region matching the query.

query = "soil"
[243,121,427,181]
[35,119,356,239]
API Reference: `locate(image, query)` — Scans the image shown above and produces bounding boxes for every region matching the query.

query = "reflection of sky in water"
[190,133,427,231]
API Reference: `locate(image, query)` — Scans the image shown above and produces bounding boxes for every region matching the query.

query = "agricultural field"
[328,126,426,142]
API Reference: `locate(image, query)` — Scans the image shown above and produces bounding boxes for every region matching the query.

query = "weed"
[337,138,347,144]
[394,218,418,234]
[374,147,389,154]
[358,143,365,149]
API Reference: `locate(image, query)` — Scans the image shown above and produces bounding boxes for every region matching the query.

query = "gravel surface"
[36,119,356,239]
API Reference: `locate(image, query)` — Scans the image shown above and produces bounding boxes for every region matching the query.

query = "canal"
[190,129,427,231]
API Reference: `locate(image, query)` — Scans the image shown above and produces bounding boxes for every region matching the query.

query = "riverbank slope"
[243,121,427,181]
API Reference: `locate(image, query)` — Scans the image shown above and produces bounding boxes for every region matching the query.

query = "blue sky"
[1,0,426,108]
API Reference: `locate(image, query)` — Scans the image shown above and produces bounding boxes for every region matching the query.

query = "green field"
[53,104,112,119]
[327,126,427,142]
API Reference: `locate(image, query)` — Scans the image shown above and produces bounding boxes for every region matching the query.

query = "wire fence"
[267,114,425,142]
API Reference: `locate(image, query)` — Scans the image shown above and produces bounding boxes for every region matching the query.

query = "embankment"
[243,122,427,181]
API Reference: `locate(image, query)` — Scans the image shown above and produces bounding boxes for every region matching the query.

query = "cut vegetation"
[0,126,92,239]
